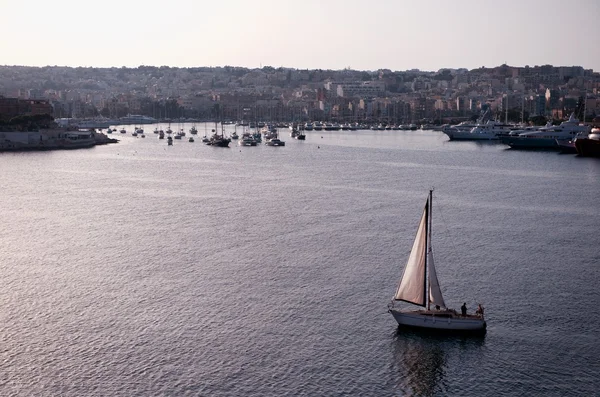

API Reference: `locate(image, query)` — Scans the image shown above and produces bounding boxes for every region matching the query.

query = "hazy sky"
[2,0,599,72]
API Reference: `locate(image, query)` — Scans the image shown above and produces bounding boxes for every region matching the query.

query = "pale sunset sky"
[1,0,599,72]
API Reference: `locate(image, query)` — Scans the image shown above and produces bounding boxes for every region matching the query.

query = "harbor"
[2,0,599,393]
[1,123,598,396]
[7,116,598,157]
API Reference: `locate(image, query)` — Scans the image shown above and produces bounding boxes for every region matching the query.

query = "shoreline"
[0,130,119,152]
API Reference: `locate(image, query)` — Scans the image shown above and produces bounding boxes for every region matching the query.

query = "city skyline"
[2,0,599,72]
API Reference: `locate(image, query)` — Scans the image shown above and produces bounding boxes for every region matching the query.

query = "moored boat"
[452,120,513,140]
[501,114,590,150]
[205,124,231,147]
[575,128,600,157]
[119,115,157,125]
[265,138,285,146]
[238,132,257,146]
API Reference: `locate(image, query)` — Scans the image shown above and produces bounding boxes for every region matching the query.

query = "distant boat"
[265,138,285,146]
[238,133,258,146]
[265,130,285,146]
[388,190,487,334]
[119,115,157,125]
[205,123,231,148]
[55,117,114,129]
[501,113,591,149]
[450,120,513,141]
[556,138,578,154]
[206,133,231,147]
[575,128,600,157]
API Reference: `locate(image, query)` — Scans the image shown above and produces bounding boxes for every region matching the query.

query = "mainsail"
[394,200,428,306]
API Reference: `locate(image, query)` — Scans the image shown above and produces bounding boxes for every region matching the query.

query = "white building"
[336,81,385,98]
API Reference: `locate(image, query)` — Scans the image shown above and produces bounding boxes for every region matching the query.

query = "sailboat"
[205,121,231,147]
[388,190,487,333]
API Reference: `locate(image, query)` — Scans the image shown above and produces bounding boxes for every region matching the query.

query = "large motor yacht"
[501,114,590,149]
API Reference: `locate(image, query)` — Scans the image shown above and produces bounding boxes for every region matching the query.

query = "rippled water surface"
[1,124,599,396]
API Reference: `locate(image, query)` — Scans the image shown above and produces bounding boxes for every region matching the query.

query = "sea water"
[0,124,598,396]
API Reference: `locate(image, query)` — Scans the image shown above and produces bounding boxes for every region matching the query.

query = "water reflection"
[391,327,485,396]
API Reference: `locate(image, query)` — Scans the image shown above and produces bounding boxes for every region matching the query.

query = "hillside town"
[1,64,599,125]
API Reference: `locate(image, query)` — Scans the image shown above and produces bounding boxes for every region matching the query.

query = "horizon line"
[0,63,597,74]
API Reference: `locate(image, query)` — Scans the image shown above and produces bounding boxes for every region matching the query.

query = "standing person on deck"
[476,304,485,317]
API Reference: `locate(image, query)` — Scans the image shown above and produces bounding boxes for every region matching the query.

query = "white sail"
[428,250,446,308]
[394,201,428,306]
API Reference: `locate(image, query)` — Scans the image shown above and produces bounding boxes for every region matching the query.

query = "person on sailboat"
[461,302,467,316]
[476,304,484,317]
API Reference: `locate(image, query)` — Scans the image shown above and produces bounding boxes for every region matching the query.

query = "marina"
[5,115,598,155]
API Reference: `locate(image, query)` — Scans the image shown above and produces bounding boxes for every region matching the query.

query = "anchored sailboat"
[388,190,486,333]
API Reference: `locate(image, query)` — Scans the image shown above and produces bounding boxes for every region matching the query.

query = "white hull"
[389,309,486,332]
[446,131,499,140]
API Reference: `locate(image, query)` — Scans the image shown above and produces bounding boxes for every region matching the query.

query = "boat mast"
[521,93,525,125]
[505,94,508,124]
[426,189,432,310]
[583,92,587,125]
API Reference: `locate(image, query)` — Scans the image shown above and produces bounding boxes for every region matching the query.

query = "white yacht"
[501,114,591,149]
[119,115,157,125]
[450,120,513,140]
[443,109,494,140]
[442,121,478,139]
